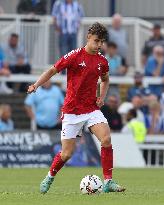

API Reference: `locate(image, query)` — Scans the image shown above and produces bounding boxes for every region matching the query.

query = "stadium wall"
[116,0,164,18]
[1,0,164,19]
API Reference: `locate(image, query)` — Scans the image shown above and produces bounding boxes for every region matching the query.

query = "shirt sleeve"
[54,51,75,73]
[101,58,109,75]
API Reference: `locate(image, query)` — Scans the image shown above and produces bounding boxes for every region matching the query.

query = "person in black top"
[101,95,123,132]
[17,0,47,15]
[142,23,164,65]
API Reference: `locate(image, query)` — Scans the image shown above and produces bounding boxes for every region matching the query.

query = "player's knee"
[101,135,111,147]
[61,150,73,161]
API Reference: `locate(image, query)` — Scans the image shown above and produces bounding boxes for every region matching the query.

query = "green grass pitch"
[0,168,163,205]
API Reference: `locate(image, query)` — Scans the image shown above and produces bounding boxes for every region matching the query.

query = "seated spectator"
[101,95,123,132]
[131,95,145,123]
[118,95,145,124]
[109,13,128,59]
[127,72,152,101]
[142,23,164,65]
[24,80,64,130]
[141,92,158,117]
[144,45,164,97]
[3,33,31,92]
[105,42,128,76]
[0,104,14,131]
[0,47,13,94]
[160,92,164,113]
[122,109,147,143]
[17,0,47,15]
[146,100,164,134]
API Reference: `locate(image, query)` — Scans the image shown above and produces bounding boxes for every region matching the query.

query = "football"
[80,175,103,195]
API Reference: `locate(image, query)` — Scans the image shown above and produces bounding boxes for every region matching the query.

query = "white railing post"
[77,23,84,47]
[134,20,141,71]
[15,15,21,35]
[44,16,50,67]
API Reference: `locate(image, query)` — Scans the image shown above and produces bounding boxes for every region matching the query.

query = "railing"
[138,136,164,167]
[0,74,163,88]
[78,17,155,70]
[0,14,52,69]
[0,14,159,72]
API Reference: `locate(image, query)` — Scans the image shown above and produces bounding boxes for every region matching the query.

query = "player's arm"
[27,66,58,93]
[100,72,109,100]
[96,72,109,107]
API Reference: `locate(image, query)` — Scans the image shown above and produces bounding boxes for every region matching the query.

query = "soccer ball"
[80,175,103,195]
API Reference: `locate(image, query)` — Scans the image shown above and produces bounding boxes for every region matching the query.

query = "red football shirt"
[54,47,109,114]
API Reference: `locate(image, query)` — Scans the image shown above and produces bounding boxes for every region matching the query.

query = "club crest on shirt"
[97,63,101,70]
[79,61,86,67]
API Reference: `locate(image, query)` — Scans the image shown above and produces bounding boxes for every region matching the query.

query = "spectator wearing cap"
[127,72,152,101]
[142,23,164,65]
[109,13,128,59]
[144,45,164,97]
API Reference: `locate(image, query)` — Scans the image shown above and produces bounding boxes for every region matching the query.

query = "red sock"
[49,152,65,176]
[101,145,113,180]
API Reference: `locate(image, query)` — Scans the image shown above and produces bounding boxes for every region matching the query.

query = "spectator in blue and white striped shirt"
[147,100,164,134]
[52,0,84,58]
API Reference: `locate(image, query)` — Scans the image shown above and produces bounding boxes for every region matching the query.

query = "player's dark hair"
[10,33,19,38]
[88,22,108,41]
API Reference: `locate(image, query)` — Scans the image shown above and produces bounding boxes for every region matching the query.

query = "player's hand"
[27,84,37,94]
[96,97,104,108]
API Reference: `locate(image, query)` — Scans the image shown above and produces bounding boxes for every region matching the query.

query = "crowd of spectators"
[0,33,31,93]
[100,13,164,142]
[0,7,164,144]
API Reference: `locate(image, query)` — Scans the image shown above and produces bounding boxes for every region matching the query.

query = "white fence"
[0,74,163,91]
[92,133,164,168]
[138,136,164,167]
[78,17,154,70]
[0,14,52,69]
[0,14,157,72]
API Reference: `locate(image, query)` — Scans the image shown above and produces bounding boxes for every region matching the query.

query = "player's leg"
[90,123,125,192]
[50,139,76,176]
[40,118,84,194]
[40,138,76,194]
[87,110,125,192]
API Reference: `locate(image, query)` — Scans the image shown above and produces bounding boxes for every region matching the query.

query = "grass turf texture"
[0,168,163,205]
